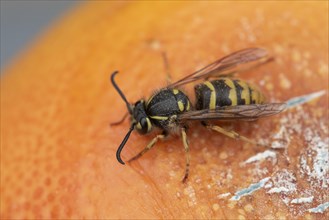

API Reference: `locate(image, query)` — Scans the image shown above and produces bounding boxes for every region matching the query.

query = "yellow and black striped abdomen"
[194,78,266,110]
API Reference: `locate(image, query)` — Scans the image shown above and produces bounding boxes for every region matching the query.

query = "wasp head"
[111,71,152,165]
[132,100,152,134]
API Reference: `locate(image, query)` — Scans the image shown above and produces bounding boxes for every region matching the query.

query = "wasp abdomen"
[146,88,190,129]
[195,78,265,110]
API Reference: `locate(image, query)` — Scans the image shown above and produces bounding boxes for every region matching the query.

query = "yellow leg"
[128,133,166,162]
[181,127,190,183]
[206,124,266,147]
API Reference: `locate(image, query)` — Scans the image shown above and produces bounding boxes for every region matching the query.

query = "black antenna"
[111,71,132,113]
[116,123,136,164]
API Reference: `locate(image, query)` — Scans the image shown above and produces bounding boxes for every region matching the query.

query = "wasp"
[111,48,286,182]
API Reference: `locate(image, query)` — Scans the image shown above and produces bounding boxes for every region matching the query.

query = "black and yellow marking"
[186,100,190,111]
[195,78,266,110]
[249,84,265,104]
[178,101,185,111]
[146,88,191,130]
[146,93,156,106]
[224,78,238,106]
[136,117,152,133]
[235,80,251,105]
[203,81,216,109]
[173,89,179,95]
[150,115,169,120]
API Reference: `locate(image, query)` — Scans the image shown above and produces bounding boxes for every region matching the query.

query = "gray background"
[1,0,79,69]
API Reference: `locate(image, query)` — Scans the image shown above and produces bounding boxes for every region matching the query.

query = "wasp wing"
[167,48,269,88]
[178,103,286,121]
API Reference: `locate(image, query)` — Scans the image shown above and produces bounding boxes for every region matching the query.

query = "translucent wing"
[168,48,269,88]
[178,103,286,121]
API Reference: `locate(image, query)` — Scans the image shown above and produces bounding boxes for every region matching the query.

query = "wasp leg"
[162,52,172,84]
[204,123,266,147]
[181,127,190,183]
[128,132,167,163]
[110,112,129,126]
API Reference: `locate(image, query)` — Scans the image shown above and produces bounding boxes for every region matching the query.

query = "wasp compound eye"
[136,117,151,134]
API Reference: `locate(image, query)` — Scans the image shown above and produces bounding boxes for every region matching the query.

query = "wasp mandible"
[111,48,286,182]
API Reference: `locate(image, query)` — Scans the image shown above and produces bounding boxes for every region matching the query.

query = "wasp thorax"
[132,100,152,134]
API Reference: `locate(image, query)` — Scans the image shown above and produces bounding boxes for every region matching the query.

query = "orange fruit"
[1,1,328,219]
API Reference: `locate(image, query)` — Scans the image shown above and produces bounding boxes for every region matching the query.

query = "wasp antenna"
[111,71,132,113]
[116,123,136,165]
